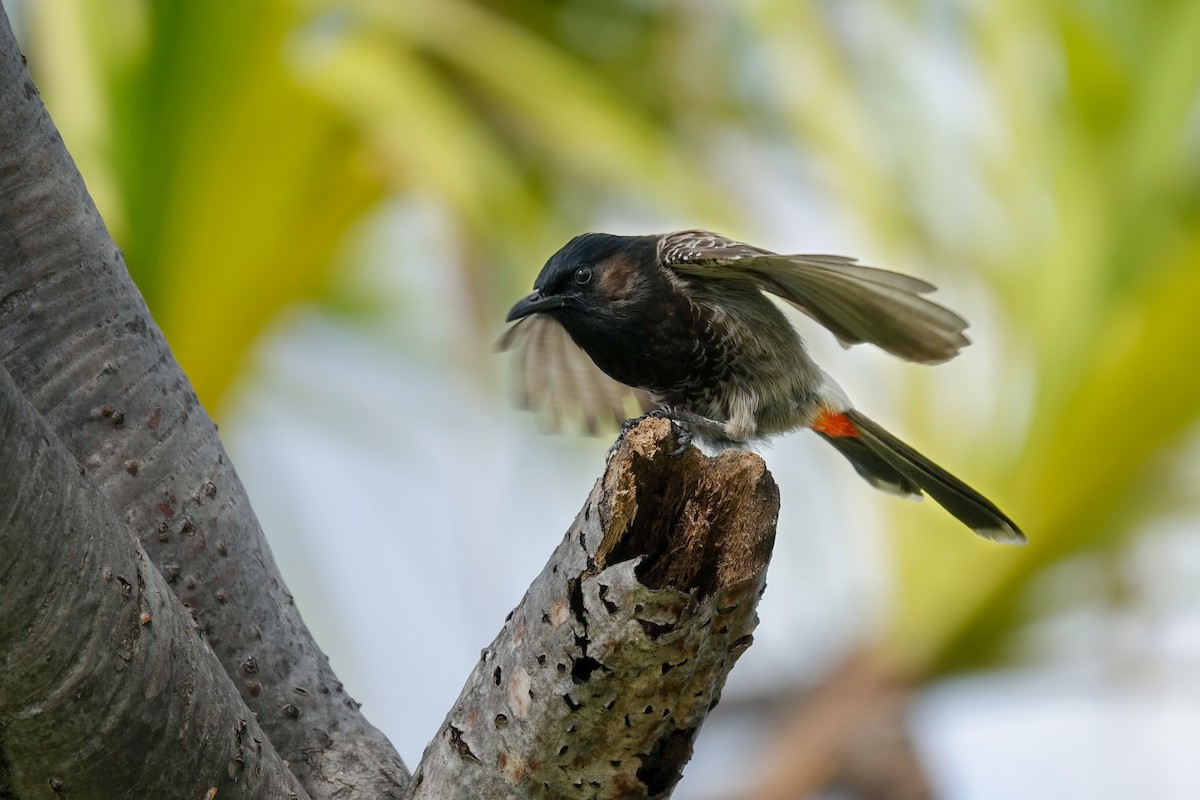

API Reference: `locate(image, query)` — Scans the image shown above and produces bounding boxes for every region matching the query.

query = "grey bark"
[0,364,310,799]
[0,6,407,798]
[407,420,779,799]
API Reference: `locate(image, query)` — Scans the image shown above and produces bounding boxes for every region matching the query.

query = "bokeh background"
[10,1,1200,797]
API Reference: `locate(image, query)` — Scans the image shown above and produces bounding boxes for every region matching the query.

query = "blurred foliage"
[21,0,729,411]
[882,0,1200,675]
[16,0,1200,686]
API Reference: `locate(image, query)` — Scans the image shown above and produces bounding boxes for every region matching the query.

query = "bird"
[499,230,1025,544]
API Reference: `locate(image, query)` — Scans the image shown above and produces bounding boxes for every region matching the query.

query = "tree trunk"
[0,6,406,796]
[0,362,310,799]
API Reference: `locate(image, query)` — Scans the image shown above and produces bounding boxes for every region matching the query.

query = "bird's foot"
[619,408,667,437]
[607,414,647,461]
[666,424,693,456]
[608,408,691,460]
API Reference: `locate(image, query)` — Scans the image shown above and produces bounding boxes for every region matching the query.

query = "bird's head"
[505,233,659,326]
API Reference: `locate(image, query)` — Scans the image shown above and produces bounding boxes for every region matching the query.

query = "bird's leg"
[658,407,728,456]
[661,407,727,432]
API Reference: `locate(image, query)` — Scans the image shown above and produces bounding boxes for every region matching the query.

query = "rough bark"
[0,6,407,798]
[0,364,310,799]
[408,419,780,799]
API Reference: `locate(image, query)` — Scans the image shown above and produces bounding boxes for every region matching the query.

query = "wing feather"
[497,315,654,434]
[660,230,970,363]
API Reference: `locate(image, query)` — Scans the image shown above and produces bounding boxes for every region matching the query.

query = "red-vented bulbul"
[501,230,1024,544]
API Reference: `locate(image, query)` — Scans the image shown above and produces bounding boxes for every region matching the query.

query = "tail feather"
[819,409,1026,544]
[818,433,922,498]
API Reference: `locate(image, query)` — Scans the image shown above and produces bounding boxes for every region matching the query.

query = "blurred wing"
[660,230,971,364]
[497,314,655,434]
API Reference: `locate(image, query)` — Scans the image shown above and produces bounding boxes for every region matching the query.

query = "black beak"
[506,290,566,322]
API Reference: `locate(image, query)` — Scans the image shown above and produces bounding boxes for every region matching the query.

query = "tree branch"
[0,6,406,797]
[408,420,779,799]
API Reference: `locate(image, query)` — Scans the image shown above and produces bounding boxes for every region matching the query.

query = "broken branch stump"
[409,418,780,799]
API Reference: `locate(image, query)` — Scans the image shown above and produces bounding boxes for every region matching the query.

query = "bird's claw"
[653,407,694,455]
[606,417,641,462]
[666,425,693,456]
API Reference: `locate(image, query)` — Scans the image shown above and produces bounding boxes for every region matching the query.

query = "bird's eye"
[573,266,593,285]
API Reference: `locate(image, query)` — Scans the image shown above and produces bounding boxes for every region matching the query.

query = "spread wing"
[660,230,971,364]
[497,314,655,434]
